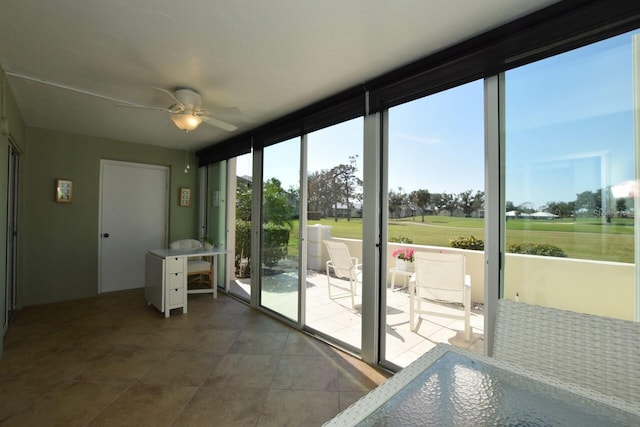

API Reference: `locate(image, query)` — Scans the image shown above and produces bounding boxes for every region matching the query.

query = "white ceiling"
[0,0,558,151]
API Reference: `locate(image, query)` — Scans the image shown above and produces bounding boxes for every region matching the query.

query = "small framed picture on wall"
[55,179,74,203]
[179,187,191,207]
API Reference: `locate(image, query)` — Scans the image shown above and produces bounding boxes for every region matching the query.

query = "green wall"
[21,127,199,306]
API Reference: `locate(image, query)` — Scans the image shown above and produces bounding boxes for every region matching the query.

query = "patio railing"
[308,225,636,321]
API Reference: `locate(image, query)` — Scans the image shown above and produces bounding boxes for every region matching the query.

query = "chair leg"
[327,272,333,300]
[409,282,416,331]
[349,278,355,308]
[409,296,416,331]
[463,286,471,341]
[214,266,218,299]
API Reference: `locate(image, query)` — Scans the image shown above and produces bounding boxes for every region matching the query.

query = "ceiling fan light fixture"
[170,113,202,131]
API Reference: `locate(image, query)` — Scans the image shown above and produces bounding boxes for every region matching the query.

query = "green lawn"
[296,216,635,263]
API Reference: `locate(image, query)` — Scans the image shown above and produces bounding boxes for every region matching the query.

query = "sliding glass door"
[305,118,363,351]
[383,81,485,368]
[260,138,301,321]
[228,152,253,301]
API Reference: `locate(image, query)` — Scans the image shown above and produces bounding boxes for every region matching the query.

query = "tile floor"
[0,290,390,426]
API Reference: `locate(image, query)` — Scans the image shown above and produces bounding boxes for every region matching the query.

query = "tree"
[518,202,535,214]
[442,192,458,216]
[307,155,363,222]
[506,201,516,212]
[388,188,407,218]
[262,178,294,227]
[308,170,332,217]
[459,190,483,217]
[332,155,362,222]
[616,197,628,216]
[236,179,252,221]
[575,190,597,216]
[409,189,431,222]
[472,190,485,214]
[546,201,574,218]
[431,193,446,216]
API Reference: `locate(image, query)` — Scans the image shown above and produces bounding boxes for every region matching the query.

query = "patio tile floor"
[238,270,484,368]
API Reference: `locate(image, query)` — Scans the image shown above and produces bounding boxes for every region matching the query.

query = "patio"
[232,269,484,368]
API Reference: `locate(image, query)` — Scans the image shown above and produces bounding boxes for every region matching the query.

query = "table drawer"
[166,257,184,273]
[168,287,183,305]
[168,272,183,289]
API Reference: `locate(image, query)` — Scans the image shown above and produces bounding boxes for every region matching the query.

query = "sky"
[236,30,638,209]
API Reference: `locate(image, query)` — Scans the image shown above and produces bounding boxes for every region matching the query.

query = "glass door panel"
[503,30,638,320]
[206,161,228,292]
[229,152,252,301]
[305,118,364,351]
[260,138,300,321]
[385,80,485,368]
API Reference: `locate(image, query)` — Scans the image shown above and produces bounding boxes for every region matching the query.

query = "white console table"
[144,247,227,318]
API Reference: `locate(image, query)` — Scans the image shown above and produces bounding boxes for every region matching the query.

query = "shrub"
[308,211,322,220]
[262,222,290,267]
[507,243,567,257]
[389,236,413,244]
[235,220,252,276]
[235,221,292,271]
[449,235,484,250]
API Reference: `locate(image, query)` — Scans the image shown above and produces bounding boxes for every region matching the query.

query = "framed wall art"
[179,187,191,207]
[55,179,74,203]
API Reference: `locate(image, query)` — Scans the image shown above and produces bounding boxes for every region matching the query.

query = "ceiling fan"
[118,87,238,132]
[3,71,239,133]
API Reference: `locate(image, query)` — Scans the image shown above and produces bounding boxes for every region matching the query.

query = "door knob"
[102,233,110,238]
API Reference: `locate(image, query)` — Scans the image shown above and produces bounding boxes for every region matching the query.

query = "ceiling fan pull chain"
[184,145,191,174]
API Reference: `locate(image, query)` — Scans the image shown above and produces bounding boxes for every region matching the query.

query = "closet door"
[99,160,168,293]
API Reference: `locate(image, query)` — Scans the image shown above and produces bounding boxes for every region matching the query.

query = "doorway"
[4,141,19,332]
[99,160,169,293]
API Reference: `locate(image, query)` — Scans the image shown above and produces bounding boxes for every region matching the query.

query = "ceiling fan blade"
[152,87,185,108]
[116,103,173,113]
[200,115,237,132]
[208,106,242,116]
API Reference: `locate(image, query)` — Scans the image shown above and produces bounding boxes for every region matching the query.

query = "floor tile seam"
[164,383,202,427]
[2,325,66,343]
[3,324,76,347]
[0,346,73,377]
[0,379,67,423]
[4,379,128,425]
[216,347,283,359]
[264,352,288,392]
[278,353,340,364]
[267,383,340,393]
[71,351,171,384]
[80,381,137,426]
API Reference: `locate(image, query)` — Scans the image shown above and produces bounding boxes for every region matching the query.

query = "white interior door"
[99,160,168,293]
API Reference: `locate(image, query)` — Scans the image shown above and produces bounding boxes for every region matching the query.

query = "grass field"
[296,216,635,264]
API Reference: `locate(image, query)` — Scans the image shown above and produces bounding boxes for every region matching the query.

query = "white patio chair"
[323,240,362,308]
[409,251,471,340]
